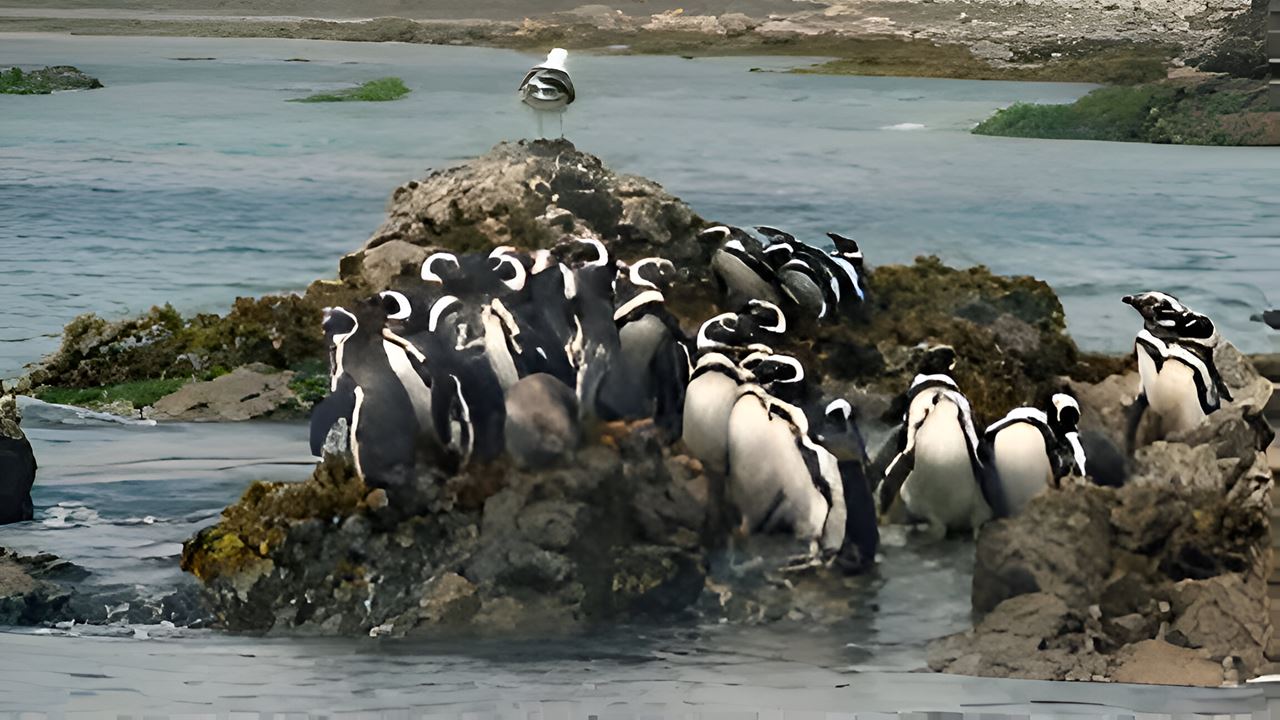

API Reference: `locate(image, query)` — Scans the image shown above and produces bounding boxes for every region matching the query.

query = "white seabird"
[518,48,576,137]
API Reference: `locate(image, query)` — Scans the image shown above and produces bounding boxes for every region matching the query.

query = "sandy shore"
[0,0,1255,82]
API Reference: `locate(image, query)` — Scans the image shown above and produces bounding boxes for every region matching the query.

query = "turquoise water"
[2,34,1276,380]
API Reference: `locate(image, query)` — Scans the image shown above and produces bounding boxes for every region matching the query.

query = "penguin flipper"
[308,376,356,458]
[651,335,689,438]
[1123,392,1149,455]
[877,446,913,517]
[834,459,879,575]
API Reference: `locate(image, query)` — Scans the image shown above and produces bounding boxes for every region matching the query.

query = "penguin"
[559,236,623,421]
[878,374,990,538]
[0,392,36,525]
[492,246,577,386]
[737,350,808,406]
[703,225,783,308]
[379,283,507,469]
[1122,291,1232,445]
[1048,393,1087,480]
[814,398,878,574]
[824,232,868,310]
[504,373,580,469]
[1252,308,1280,330]
[726,386,845,559]
[332,298,423,508]
[309,306,360,458]
[980,406,1058,518]
[682,352,749,475]
[603,257,690,433]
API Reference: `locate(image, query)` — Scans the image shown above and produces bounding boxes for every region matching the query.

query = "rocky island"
[0,65,102,94]
[11,140,1273,685]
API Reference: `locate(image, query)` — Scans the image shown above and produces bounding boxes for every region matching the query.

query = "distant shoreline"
[0,0,1250,84]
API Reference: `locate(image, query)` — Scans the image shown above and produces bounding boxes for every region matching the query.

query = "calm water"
[2,34,1277,380]
[1,34,1279,712]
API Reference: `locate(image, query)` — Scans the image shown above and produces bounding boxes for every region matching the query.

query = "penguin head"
[1123,292,1218,344]
[322,306,358,347]
[825,233,864,265]
[820,397,869,462]
[422,252,462,283]
[489,246,529,293]
[754,225,796,245]
[761,242,795,270]
[739,351,804,387]
[741,299,787,336]
[696,225,735,246]
[916,344,957,375]
[1050,393,1081,433]
[696,312,740,351]
[628,257,677,291]
[544,48,568,70]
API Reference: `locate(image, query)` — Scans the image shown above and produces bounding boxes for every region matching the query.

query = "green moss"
[974,77,1279,146]
[288,359,331,406]
[291,77,410,103]
[35,377,188,409]
[181,456,367,582]
[0,65,103,94]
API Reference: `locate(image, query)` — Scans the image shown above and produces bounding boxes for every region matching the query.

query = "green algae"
[0,65,103,94]
[974,77,1279,146]
[290,76,410,103]
[35,378,188,409]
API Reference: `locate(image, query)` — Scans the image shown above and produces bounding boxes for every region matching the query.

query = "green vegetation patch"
[291,77,410,103]
[36,378,187,409]
[974,77,1279,146]
[1,66,103,94]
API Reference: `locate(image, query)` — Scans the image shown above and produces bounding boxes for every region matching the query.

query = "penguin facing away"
[879,374,990,538]
[704,225,783,308]
[815,398,878,574]
[682,352,749,475]
[981,406,1057,519]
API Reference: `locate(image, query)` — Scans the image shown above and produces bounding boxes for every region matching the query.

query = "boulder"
[181,422,715,635]
[0,393,36,525]
[932,341,1274,685]
[149,364,298,421]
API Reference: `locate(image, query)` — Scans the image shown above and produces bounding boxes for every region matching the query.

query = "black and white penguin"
[379,285,507,469]
[331,298,423,507]
[703,225,783,309]
[1253,308,1280,330]
[309,306,360,457]
[824,232,867,311]
[980,406,1058,518]
[0,392,36,525]
[1048,393,1087,480]
[560,236,624,421]
[737,349,808,406]
[603,257,690,433]
[504,373,580,469]
[682,352,749,475]
[492,246,577,387]
[879,374,990,538]
[813,398,878,574]
[1122,291,1232,444]
[726,386,846,558]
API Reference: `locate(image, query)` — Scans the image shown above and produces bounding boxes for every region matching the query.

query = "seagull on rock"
[518,48,575,138]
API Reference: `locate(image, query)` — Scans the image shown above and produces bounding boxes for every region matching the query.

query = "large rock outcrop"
[929,342,1274,685]
[181,422,713,635]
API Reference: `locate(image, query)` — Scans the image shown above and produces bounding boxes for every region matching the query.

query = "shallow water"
[2,34,1277,380]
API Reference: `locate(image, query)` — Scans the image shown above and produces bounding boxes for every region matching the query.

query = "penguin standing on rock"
[726,386,846,560]
[605,257,690,433]
[704,226,783,309]
[814,398,878,573]
[879,374,989,538]
[980,406,1059,519]
[682,352,749,475]
[309,307,360,457]
[1122,291,1232,446]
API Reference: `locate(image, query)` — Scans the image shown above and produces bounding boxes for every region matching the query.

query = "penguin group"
[309,213,1238,564]
[876,290,1233,538]
[310,237,695,512]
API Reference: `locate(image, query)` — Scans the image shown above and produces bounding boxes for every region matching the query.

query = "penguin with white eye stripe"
[814,398,879,574]
[601,257,691,434]
[702,225,784,309]
[1122,291,1232,447]
[309,306,359,458]
[379,282,506,470]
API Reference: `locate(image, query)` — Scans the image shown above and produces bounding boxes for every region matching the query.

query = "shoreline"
[0,0,1249,84]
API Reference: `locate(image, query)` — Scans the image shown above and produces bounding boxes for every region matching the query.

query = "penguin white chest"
[726,395,827,541]
[901,404,987,532]
[1147,359,1205,435]
[991,423,1053,517]
[682,372,739,474]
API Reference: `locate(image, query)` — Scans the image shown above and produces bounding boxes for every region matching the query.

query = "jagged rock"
[934,341,1273,685]
[0,550,73,624]
[181,422,715,635]
[0,393,36,524]
[149,364,298,421]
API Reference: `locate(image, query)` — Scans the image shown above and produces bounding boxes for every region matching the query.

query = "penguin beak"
[1121,295,1136,307]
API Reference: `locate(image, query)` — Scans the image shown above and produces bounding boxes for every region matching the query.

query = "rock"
[0,550,72,624]
[0,392,36,525]
[0,65,102,94]
[934,344,1274,685]
[149,364,298,421]
[181,423,716,635]
[1111,640,1225,686]
[972,484,1114,615]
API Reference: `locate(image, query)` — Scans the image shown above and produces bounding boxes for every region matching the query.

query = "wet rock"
[0,65,102,94]
[0,550,73,624]
[149,364,298,421]
[181,423,716,635]
[934,342,1273,685]
[0,392,36,525]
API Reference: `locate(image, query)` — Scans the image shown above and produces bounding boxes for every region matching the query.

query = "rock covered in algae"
[929,341,1274,685]
[181,422,715,635]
